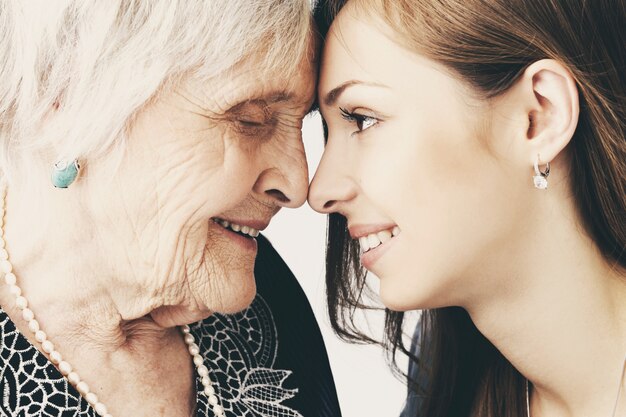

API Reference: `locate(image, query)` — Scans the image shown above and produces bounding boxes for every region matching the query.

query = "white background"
[265,113,410,417]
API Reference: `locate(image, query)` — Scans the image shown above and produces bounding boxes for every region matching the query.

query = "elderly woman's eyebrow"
[227,91,298,110]
[230,90,294,106]
[240,91,316,118]
[262,91,296,103]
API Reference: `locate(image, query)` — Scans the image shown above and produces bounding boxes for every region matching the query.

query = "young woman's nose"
[308,148,357,214]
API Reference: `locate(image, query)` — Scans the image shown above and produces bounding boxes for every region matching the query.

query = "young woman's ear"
[513,59,580,166]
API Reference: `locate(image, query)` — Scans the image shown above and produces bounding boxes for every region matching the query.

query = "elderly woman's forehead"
[233,59,315,102]
[243,84,316,115]
[175,35,318,113]
[176,71,315,116]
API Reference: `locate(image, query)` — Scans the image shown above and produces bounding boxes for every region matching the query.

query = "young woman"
[309,0,626,416]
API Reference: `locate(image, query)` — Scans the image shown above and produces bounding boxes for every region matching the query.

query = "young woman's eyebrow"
[323,80,389,106]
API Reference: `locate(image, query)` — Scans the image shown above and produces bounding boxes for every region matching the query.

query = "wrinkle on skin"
[0,39,318,417]
[0,35,317,354]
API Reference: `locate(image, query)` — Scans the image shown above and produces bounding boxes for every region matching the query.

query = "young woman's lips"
[360,235,398,270]
[350,224,400,271]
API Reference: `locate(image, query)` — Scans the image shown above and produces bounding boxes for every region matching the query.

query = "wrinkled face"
[88,47,316,322]
[309,8,534,311]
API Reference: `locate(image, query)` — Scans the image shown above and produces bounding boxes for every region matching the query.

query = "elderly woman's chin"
[195,220,261,314]
[149,261,257,328]
[198,244,259,316]
[147,228,259,328]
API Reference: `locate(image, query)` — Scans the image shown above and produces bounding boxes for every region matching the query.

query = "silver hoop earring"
[533,154,550,190]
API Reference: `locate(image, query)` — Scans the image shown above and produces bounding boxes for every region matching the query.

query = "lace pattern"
[0,295,301,417]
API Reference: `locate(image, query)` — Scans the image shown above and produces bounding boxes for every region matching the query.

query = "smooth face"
[309,8,535,311]
[87,49,316,322]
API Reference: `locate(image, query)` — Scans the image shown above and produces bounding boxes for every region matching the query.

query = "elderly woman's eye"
[237,108,266,125]
[228,101,276,136]
[235,117,276,137]
[238,118,264,127]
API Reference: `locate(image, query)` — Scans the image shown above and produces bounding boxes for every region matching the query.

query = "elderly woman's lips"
[213,218,260,237]
[211,218,259,252]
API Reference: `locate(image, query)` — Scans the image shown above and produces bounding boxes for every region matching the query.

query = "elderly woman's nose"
[254,148,309,209]
[308,153,356,214]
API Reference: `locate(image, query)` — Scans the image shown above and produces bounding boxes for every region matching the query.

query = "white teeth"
[378,230,392,243]
[212,218,260,238]
[368,234,382,249]
[359,226,400,253]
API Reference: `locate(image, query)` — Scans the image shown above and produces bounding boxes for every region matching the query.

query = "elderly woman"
[0,1,340,416]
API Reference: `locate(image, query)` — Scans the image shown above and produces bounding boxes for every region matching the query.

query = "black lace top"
[0,235,342,417]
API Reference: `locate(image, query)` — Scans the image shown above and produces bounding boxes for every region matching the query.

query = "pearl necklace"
[0,183,225,417]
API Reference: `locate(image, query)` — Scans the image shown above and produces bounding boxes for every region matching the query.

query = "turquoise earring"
[51,159,81,188]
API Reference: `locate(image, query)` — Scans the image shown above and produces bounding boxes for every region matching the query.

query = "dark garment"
[400,322,426,417]
[0,234,342,417]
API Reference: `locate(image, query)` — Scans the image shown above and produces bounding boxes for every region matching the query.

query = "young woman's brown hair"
[314,0,625,415]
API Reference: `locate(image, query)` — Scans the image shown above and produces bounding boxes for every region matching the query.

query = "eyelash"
[340,107,379,134]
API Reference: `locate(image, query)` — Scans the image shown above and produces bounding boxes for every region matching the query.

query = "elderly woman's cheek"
[171,124,257,217]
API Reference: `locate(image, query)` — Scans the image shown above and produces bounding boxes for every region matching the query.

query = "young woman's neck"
[465,195,626,417]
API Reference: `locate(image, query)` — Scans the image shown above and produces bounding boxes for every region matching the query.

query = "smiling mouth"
[359,226,400,253]
[212,218,260,239]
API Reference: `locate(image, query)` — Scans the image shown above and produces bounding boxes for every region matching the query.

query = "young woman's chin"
[377,273,453,312]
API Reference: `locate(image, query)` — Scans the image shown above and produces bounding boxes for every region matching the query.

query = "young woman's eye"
[359,116,377,131]
[340,107,379,133]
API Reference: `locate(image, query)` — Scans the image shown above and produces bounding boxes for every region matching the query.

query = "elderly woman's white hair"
[0,0,313,181]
